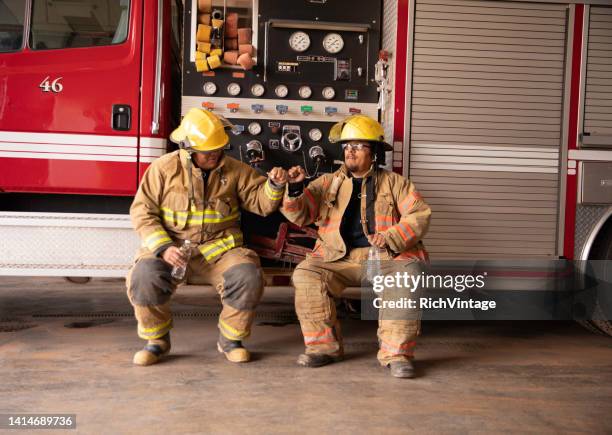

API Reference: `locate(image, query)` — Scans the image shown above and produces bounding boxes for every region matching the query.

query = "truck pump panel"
[181,0,383,175]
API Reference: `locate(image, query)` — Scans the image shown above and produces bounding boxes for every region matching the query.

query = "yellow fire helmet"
[328,114,393,151]
[170,108,233,152]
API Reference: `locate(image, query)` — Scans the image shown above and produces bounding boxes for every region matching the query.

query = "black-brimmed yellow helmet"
[170,108,233,152]
[328,114,392,151]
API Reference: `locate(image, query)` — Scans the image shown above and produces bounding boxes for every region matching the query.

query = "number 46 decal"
[39,76,64,93]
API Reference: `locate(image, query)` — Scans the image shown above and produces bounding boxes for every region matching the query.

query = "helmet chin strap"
[181,142,197,212]
[180,139,196,154]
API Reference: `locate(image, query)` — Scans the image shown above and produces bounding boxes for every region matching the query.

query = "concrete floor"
[1,277,612,435]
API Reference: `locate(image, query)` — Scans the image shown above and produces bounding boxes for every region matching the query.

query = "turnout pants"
[126,247,264,343]
[292,247,422,365]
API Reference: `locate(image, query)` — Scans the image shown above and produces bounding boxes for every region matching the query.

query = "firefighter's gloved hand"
[268,167,288,187]
[162,246,188,269]
[287,166,306,184]
[368,233,387,249]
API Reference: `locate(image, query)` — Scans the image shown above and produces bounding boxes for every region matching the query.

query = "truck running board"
[0,212,138,277]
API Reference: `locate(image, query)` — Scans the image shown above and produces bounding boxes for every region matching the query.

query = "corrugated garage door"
[583,6,612,146]
[409,0,567,259]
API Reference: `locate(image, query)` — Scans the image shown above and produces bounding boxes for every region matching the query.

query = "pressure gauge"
[203,82,217,96]
[309,128,323,142]
[275,84,289,98]
[322,86,335,100]
[251,83,265,97]
[289,31,311,52]
[323,33,344,54]
[298,86,312,99]
[227,82,241,96]
[248,122,262,136]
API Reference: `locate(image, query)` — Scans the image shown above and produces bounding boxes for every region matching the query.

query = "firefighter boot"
[387,360,416,379]
[296,353,342,368]
[133,333,171,366]
[217,333,250,363]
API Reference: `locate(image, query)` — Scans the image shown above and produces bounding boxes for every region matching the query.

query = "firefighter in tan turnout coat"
[282,115,431,378]
[127,108,287,366]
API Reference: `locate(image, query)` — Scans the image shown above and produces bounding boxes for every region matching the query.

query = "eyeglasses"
[341,142,371,151]
[198,148,223,155]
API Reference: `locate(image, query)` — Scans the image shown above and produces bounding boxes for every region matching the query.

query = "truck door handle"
[112,104,131,131]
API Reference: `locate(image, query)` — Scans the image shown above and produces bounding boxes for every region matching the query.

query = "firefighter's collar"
[339,163,376,179]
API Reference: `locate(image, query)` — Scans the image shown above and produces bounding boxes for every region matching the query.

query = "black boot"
[387,360,416,378]
[296,353,342,368]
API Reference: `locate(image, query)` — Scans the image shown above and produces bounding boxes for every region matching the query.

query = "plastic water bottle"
[171,240,192,280]
[366,245,384,283]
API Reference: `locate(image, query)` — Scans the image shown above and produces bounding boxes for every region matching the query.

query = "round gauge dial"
[322,86,335,100]
[289,31,311,52]
[275,84,289,98]
[309,128,323,142]
[298,86,312,99]
[227,82,241,96]
[322,33,344,54]
[251,84,265,97]
[248,122,262,136]
[203,82,217,96]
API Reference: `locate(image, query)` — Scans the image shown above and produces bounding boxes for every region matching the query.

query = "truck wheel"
[577,318,607,336]
[64,277,92,284]
[586,221,612,337]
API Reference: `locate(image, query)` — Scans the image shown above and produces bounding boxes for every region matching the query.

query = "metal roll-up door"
[583,6,612,148]
[409,0,567,259]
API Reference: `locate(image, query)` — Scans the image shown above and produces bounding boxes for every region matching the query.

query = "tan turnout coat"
[281,165,431,262]
[130,150,284,262]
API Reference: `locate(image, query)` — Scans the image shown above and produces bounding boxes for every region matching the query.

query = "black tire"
[64,277,92,284]
[577,319,607,336]
[586,220,612,337]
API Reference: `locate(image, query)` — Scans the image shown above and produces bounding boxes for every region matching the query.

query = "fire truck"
[0,0,611,334]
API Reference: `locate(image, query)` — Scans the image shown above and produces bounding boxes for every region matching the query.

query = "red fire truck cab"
[0,0,181,196]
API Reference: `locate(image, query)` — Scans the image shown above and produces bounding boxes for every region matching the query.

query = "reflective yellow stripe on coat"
[198,233,244,261]
[264,179,284,201]
[160,207,240,226]
[143,230,172,251]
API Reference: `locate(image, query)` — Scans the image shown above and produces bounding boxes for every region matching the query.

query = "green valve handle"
[301,105,313,113]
